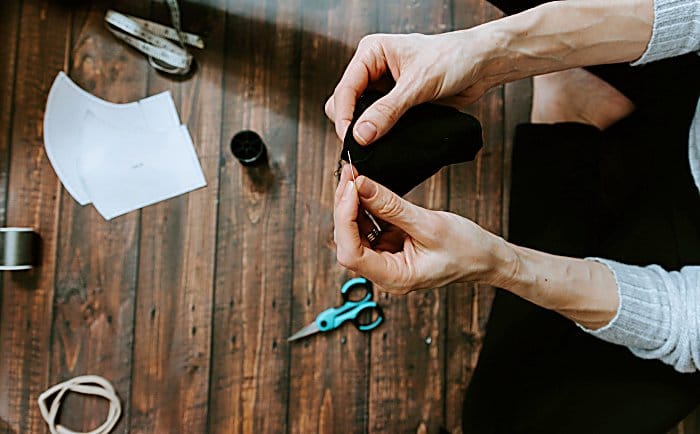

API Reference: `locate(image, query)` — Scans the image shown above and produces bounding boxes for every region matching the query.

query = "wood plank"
[286,2,377,433]
[501,78,531,240]
[46,1,150,432]
[205,1,302,433]
[0,3,22,407]
[367,2,452,433]
[127,2,224,433]
[0,0,22,227]
[444,1,505,431]
[0,0,71,432]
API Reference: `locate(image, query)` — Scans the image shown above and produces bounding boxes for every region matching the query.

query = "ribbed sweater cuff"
[632,0,700,65]
[578,258,671,351]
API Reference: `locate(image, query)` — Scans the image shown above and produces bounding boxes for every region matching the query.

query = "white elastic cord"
[104,0,204,76]
[38,375,121,434]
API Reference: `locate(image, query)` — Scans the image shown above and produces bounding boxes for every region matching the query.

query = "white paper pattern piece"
[78,113,206,220]
[43,72,206,219]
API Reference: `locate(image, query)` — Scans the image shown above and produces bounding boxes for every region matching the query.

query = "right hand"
[333,164,507,294]
[324,31,496,145]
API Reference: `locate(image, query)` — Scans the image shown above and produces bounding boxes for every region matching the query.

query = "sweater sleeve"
[632,0,700,65]
[579,259,700,373]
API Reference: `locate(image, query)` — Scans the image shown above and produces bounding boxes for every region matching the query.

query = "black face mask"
[339,90,484,196]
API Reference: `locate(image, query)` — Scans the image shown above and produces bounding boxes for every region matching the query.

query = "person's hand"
[325,31,495,146]
[325,0,653,146]
[333,164,508,294]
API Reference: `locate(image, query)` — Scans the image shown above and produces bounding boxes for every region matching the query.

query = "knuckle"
[358,34,380,49]
[372,99,401,124]
[377,194,404,220]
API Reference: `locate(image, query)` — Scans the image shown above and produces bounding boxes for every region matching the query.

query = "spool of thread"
[230,130,268,167]
[0,228,40,271]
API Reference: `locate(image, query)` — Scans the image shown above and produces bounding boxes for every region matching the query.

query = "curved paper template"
[43,72,180,205]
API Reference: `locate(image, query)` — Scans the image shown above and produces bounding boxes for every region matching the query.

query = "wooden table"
[1,0,695,433]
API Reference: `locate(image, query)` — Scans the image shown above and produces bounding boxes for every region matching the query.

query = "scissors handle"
[341,277,373,303]
[315,277,384,333]
[352,303,384,332]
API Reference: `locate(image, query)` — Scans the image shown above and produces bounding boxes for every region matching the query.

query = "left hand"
[333,164,507,294]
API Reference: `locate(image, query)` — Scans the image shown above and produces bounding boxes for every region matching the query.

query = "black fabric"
[461,115,700,434]
[340,90,483,196]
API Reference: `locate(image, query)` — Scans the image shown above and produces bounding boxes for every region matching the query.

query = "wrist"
[489,244,619,327]
[448,25,514,90]
[469,230,521,287]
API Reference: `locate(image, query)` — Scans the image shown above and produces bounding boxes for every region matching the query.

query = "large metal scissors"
[287,277,385,342]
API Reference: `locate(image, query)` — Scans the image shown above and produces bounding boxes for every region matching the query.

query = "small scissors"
[287,277,385,342]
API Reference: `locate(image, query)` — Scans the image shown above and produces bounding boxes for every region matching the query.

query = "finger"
[355,175,428,238]
[333,69,365,140]
[352,82,414,145]
[325,95,336,121]
[333,38,389,140]
[334,163,358,207]
[336,165,373,248]
[334,177,402,282]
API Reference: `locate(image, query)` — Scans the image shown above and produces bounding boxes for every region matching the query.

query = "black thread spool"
[230,130,268,167]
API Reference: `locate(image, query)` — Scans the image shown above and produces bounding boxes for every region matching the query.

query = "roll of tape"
[0,228,40,271]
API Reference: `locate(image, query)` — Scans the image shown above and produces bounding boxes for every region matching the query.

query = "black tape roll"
[0,228,40,271]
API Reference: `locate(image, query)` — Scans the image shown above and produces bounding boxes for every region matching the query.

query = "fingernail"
[343,180,355,200]
[355,121,377,144]
[355,176,376,199]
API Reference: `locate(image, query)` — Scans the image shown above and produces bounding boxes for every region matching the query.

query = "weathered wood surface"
[287,1,373,433]
[0,0,70,433]
[49,2,149,433]
[0,0,697,433]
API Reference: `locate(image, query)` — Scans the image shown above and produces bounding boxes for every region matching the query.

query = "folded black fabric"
[340,90,483,196]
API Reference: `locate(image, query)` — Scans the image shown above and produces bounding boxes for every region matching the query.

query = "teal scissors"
[287,277,385,342]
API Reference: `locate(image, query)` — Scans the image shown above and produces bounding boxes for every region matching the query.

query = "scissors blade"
[287,321,321,342]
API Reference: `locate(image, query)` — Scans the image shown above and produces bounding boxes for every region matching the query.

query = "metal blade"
[287,321,321,342]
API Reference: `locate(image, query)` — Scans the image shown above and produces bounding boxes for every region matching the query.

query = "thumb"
[352,83,413,145]
[355,175,427,238]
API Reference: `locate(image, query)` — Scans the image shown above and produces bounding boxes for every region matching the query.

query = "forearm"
[481,237,619,329]
[461,0,654,87]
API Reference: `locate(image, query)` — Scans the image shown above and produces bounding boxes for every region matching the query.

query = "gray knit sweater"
[580,0,700,373]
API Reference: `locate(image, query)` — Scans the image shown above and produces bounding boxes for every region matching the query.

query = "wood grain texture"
[46,2,150,433]
[366,3,452,433]
[0,0,22,228]
[128,1,224,433]
[0,1,697,433]
[207,1,301,433]
[501,77,531,241]
[0,4,22,407]
[286,1,376,433]
[0,0,70,432]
